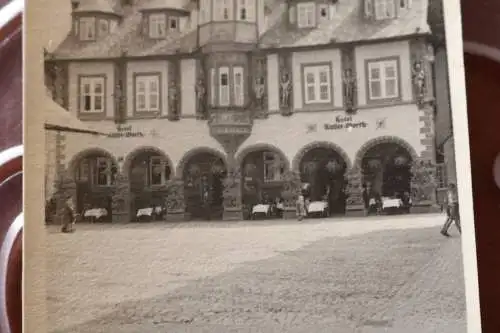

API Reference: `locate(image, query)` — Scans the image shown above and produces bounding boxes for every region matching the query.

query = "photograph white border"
[22,0,485,332]
[444,1,482,332]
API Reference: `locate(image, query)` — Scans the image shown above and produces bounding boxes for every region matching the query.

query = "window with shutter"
[135,74,161,113]
[80,76,105,114]
[297,3,316,28]
[219,67,230,106]
[303,65,332,104]
[233,66,244,106]
[367,59,399,100]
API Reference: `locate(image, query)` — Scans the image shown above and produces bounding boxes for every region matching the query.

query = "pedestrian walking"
[61,198,75,233]
[296,194,307,221]
[440,183,461,237]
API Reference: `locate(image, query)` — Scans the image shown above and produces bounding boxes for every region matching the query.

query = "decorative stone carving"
[254,77,266,111]
[113,80,126,123]
[279,69,292,114]
[165,178,186,221]
[111,173,130,223]
[280,170,302,218]
[342,68,357,113]
[168,79,180,121]
[412,60,426,106]
[410,159,438,206]
[344,168,365,216]
[222,166,243,220]
[195,76,208,120]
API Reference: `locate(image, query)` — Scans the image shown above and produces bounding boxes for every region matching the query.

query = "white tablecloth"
[308,201,327,213]
[382,198,403,209]
[84,208,108,218]
[252,204,270,214]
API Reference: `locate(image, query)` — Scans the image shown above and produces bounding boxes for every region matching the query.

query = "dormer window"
[399,0,411,9]
[319,5,328,19]
[149,13,166,38]
[214,0,233,21]
[297,3,316,28]
[237,0,256,21]
[374,0,396,20]
[79,17,96,41]
[169,16,179,30]
[98,19,109,36]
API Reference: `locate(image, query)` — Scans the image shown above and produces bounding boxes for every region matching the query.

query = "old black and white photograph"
[40,0,480,332]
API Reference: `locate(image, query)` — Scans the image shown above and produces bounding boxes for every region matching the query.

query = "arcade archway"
[124,147,173,221]
[356,138,417,212]
[179,148,227,221]
[294,142,350,216]
[69,148,118,222]
[237,144,290,219]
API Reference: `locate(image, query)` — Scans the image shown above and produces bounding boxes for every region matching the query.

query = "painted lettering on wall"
[324,116,368,131]
[107,125,144,138]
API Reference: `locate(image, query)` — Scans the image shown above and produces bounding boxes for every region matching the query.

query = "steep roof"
[259,0,431,48]
[49,0,432,60]
[139,0,190,12]
[73,0,121,16]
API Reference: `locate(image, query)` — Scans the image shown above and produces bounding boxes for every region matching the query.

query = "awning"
[44,98,108,136]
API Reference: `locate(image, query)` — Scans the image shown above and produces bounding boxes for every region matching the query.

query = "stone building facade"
[45,0,443,222]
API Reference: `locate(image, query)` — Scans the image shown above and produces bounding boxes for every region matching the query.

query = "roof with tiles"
[139,0,190,12]
[260,0,430,48]
[49,0,432,61]
[73,0,122,16]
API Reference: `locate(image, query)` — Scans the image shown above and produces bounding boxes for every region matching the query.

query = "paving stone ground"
[46,214,467,333]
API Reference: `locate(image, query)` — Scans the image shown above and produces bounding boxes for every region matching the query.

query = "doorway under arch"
[180,148,227,221]
[357,139,415,213]
[237,144,290,219]
[295,143,350,216]
[124,147,173,221]
[69,148,117,222]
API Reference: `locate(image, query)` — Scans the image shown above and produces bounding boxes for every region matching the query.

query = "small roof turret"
[139,0,190,13]
[72,0,121,16]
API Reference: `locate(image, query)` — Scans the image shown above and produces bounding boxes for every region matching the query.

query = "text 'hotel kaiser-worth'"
[44,0,449,222]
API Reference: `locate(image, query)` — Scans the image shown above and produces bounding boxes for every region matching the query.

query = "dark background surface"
[0,0,499,332]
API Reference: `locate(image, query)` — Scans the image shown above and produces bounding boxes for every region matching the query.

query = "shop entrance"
[73,151,117,222]
[298,146,348,216]
[183,152,226,220]
[361,142,413,211]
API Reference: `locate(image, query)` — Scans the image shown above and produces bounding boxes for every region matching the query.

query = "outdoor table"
[83,208,108,223]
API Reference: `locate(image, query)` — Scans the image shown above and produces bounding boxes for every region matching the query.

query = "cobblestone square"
[46,214,466,333]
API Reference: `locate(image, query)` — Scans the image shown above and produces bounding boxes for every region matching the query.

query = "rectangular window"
[135,75,161,113]
[219,67,230,106]
[263,152,282,182]
[199,0,211,23]
[168,16,179,30]
[297,3,316,28]
[237,0,255,21]
[95,157,112,186]
[215,0,233,20]
[233,66,244,106]
[80,76,105,113]
[303,65,331,104]
[375,0,396,19]
[367,59,399,100]
[98,19,109,37]
[149,13,166,38]
[79,17,96,41]
[149,157,165,186]
[210,68,216,105]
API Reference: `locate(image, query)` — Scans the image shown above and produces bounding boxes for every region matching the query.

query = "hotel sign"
[107,125,145,138]
[323,115,368,131]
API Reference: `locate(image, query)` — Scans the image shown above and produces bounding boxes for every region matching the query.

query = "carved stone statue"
[168,80,179,120]
[412,60,426,101]
[279,70,292,109]
[342,68,357,112]
[195,77,207,119]
[254,77,266,110]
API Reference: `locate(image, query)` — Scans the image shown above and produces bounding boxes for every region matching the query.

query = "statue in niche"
[168,79,179,120]
[412,60,426,102]
[279,69,292,109]
[195,76,207,119]
[342,68,357,113]
[113,80,125,122]
[254,76,266,110]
